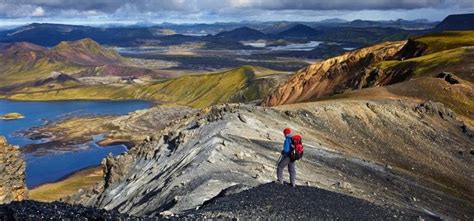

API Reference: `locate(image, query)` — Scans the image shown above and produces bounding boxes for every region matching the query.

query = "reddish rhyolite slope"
[262,41,406,106]
[0,39,168,89]
[263,31,474,107]
[49,38,123,65]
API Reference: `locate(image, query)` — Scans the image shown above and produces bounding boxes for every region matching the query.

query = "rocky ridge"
[66,100,474,220]
[0,136,28,204]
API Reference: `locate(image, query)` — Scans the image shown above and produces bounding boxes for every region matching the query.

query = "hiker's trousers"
[277,155,296,186]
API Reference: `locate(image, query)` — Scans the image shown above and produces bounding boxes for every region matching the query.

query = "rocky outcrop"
[0,112,24,120]
[262,41,407,106]
[0,136,27,204]
[394,38,427,60]
[67,100,474,219]
[33,72,81,87]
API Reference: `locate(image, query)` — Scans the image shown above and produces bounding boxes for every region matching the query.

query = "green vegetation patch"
[378,47,467,77]
[0,57,84,87]
[6,66,285,109]
[414,31,474,54]
[141,66,266,108]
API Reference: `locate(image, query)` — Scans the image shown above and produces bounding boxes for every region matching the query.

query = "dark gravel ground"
[0,200,141,221]
[0,183,437,220]
[187,182,435,220]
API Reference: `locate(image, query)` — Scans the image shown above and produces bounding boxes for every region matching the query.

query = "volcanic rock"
[0,136,27,204]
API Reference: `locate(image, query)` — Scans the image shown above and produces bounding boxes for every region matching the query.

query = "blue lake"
[0,99,152,187]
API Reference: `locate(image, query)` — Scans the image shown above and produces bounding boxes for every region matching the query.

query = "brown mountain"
[0,39,168,90]
[49,38,123,65]
[262,31,474,115]
[262,41,406,106]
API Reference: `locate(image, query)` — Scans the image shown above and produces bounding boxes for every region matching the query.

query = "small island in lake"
[1,112,25,120]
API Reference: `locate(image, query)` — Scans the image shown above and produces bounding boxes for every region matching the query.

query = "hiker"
[277,128,304,187]
[277,128,296,187]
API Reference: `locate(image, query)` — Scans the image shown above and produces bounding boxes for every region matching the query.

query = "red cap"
[283,128,292,136]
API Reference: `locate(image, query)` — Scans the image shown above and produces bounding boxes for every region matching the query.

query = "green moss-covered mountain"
[4,66,288,108]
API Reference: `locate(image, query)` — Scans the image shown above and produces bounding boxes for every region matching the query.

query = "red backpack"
[290,134,304,161]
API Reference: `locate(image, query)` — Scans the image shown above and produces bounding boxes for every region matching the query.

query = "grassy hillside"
[414,31,474,54]
[379,47,468,77]
[378,31,474,81]
[141,66,251,107]
[0,58,84,87]
[6,66,287,108]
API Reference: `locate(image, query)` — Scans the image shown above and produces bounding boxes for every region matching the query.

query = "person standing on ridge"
[277,128,296,187]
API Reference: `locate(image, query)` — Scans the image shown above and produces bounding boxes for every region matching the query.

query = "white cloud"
[31,6,45,16]
[0,0,473,23]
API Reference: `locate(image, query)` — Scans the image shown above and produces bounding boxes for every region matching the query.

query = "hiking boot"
[273,180,284,185]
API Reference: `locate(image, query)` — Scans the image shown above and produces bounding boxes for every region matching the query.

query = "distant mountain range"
[0,23,422,47]
[0,14,471,48]
[277,24,321,38]
[0,23,174,47]
[214,27,267,40]
[161,18,438,34]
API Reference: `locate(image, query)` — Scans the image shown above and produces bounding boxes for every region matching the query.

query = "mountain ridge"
[0,38,166,89]
[63,101,474,219]
[262,31,474,114]
[262,41,407,106]
[214,27,268,40]
[434,13,474,31]
[277,24,320,38]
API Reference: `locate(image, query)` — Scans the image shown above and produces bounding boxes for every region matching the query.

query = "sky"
[0,0,473,26]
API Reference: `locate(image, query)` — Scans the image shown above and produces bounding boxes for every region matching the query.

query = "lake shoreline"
[0,97,161,106]
[29,165,102,190]
[0,99,152,188]
[29,165,104,202]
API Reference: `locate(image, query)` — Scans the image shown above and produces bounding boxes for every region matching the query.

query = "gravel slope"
[0,183,434,220]
[191,182,432,220]
[0,201,137,221]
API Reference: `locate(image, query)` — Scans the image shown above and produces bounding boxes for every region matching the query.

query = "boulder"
[0,136,28,204]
